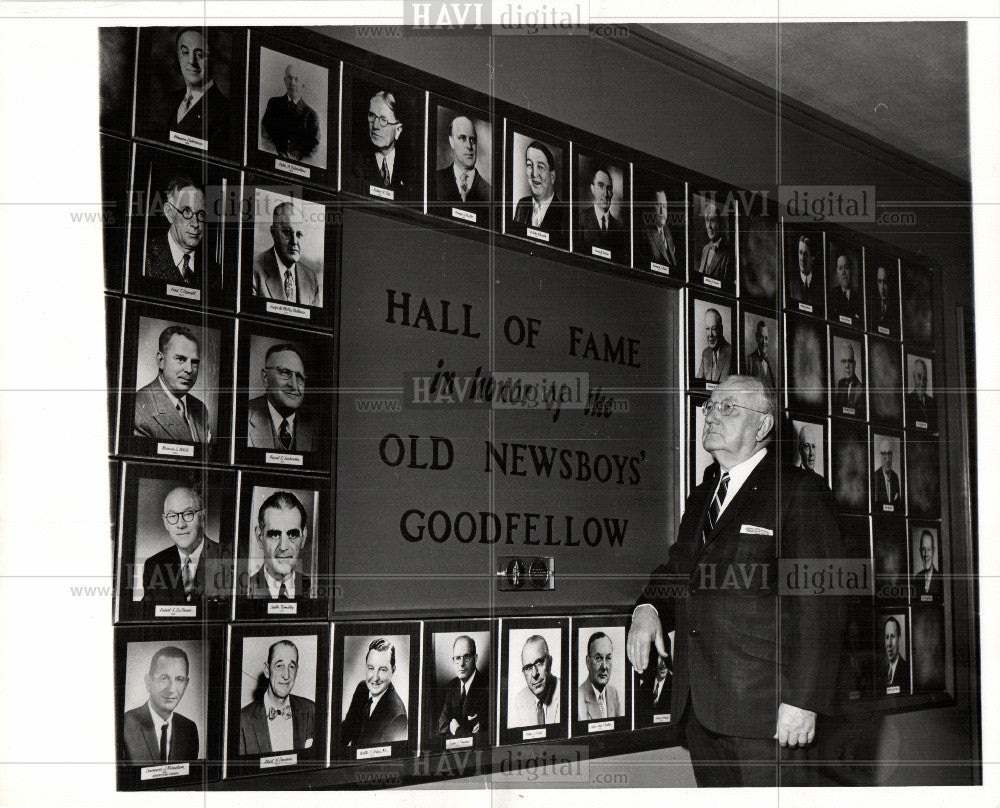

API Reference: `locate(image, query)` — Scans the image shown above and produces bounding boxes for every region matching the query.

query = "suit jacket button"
[689,628,697,636]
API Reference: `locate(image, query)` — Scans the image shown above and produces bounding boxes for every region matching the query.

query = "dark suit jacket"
[907,392,937,431]
[636,670,672,726]
[637,225,678,268]
[248,567,312,600]
[828,286,860,324]
[349,148,413,197]
[578,206,627,261]
[246,395,314,453]
[634,449,846,739]
[912,566,943,603]
[873,467,901,506]
[697,341,732,383]
[884,656,911,693]
[239,693,316,755]
[341,681,408,749]
[252,248,320,307]
[261,95,321,162]
[141,537,226,605]
[835,375,863,411]
[696,236,731,282]
[745,349,775,388]
[435,165,491,205]
[157,82,230,147]
[870,293,896,332]
[123,703,199,764]
[511,195,569,243]
[134,378,211,444]
[787,271,824,312]
[436,672,488,737]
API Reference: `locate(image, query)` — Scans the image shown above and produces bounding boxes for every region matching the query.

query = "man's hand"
[627,604,667,673]
[774,703,816,747]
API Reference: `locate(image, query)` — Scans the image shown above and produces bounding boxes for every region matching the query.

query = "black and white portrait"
[831,333,866,419]
[826,239,862,329]
[878,612,911,696]
[574,625,627,726]
[506,127,569,249]
[866,252,900,338]
[426,627,492,750]
[910,524,943,604]
[431,102,492,225]
[790,418,826,482]
[784,313,828,415]
[573,149,630,264]
[906,353,937,432]
[338,634,412,752]
[632,167,684,275]
[257,47,328,169]
[505,626,564,731]
[741,310,777,389]
[635,636,674,726]
[690,191,735,293]
[690,297,734,387]
[871,432,904,513]
[785,227,824,315]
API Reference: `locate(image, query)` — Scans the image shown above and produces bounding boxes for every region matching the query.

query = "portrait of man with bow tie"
[575,156,629,263]
[239,638,317,755]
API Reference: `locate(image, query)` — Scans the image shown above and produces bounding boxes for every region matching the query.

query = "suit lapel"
[702,451,775,547]
[251,700,271,754]
[139,704,161,760]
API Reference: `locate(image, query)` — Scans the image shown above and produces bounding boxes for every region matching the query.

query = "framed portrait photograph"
[332,622,420,761]
[100,134,131,292]
[830,329,867,420]
[688,394,714,490]
[837,513,871,561]
[872,514,908,602]
[784,311,828,416]
[783,224,824,317]
[428,97,494,228]
[571,616,630,736]
[740,306,779,391]
[865,250,901,338]
[238,176,338,328]
[503,120,570,250]
[633,631,676,729]
[248,34,336,186]
[99,27,136,136]
[134,27,246,161]
[739,211,780,307]
[224,623,330,777]
[688,293,735,390]
[499,617,569,745]
[830,418,870,515]
[689,189,736,295]
[127,144,239,309]
[787,415,828,484]
[906,434,941,518]
[910,522,944,605]
[867,335,903,426]
[825,236,863,329]
[342,65,425,205]
[911,607,946,693]
[115,624,225,790]
[572,146,631,266]
[905,351,938,432]
[838,606,875,704]
[234,323,334,471]
[116,300,234,464]
[234,470,332,621]
[115,461,235,623]
[901,263,935,349]
[871,430,905,515]
[632,164,685,277]
[421,619,496,753]
[876,610,912,697]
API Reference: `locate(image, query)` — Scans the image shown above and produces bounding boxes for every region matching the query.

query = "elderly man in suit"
[835,344,863,413]
[828,252,860,325]
[435,115,490,206]
[883,617,910,694]
[143,176,209,288]
[637,190,678,268]
[794,425,823,479]
[247,343,313,453]
[134,325,212,444]
[578,165,627,262]
[744,319,774,388]
[510,635,561,727]
[248,491,312,601]
[628,375,845,786]
[870,264,896,333]
[696,308,732,384]
[512,140,567,241]
[341,638,409,749]
[907,358,937,431]
[123,646,199,764]
[240,640,316,755]
[350,90,412,195]
[142,485,226,607]
[787,235,824,312]
[577,632,622,720]
[873,438,901,508]
[695,199,731,282]
[912,530,943,603]
[253,201,321,307]
[156,27,230,147]
[636,649,672,725]
[436,635,487,738]
[261,62,321,162]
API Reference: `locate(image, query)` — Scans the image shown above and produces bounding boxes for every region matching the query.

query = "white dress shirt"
[531,194,554,228]
[262,565,296,599]
[377,147,396,182]
[148,703,173,759]
[264,689,294,752]
[266,399,297,442]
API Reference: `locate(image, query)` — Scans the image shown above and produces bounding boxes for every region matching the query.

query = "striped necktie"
[703,472,730,543]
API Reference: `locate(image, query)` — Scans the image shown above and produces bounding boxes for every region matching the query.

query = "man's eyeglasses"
[702,398,768,418]
[521,657,549,676]
[165,201,206,223]
[367,111,399,128]
[163,508,203,525]
[266,365,307,385]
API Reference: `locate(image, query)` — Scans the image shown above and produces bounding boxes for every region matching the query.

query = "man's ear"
[758,414,775,441]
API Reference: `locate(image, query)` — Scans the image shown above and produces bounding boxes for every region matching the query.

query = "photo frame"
[499,616,569,746]
[871,430,905,514]
[909,522,944,605]
[876,610,912,697]
[632,164,685,277]
[739,210,780,307]
[503,120,570,250]
[905,434,941,518]
[905,351,938,432]
[784,312,828,416]
[740,305,779,392]
[783,224,824,317]
[786,414,828,484]
[830,418,870,515]
[825,235,863,329]
[830,326,867,420]
[571,616,630,737]
[428,95,494,228]
[572,145,631,266]
[901,263,935,349]
[910,607,946,693]
[688,293,735,390]
[865,250,901,339]
[689,189,736,295]
[867,335,903,426]
[872,514,908,602]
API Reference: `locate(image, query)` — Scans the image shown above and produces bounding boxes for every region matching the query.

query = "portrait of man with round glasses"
[247,341,314,454]
[143,175,209,288]
[347,82,418,200]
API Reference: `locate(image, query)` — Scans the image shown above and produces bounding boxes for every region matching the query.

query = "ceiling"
[640,22,970,181]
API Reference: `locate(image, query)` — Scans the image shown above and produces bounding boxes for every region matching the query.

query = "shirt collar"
[593,204,611,224]
[263,565,295,599]
[157,375,186,409]
[719,446,768,489]
[264,688,290,714]
[590,681,607,701]
[272,247,296,274]
[266,398,296,434]
[178,535,205,566]
[182,78,214,108]
[148,701,173,731]
[452,162,475,186]
[532,193,554,215]
[460,669,476,692]
[377,146,396,173]
[166,229,193,270]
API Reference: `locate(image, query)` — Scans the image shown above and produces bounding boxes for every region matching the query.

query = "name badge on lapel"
[740,524,774,536]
